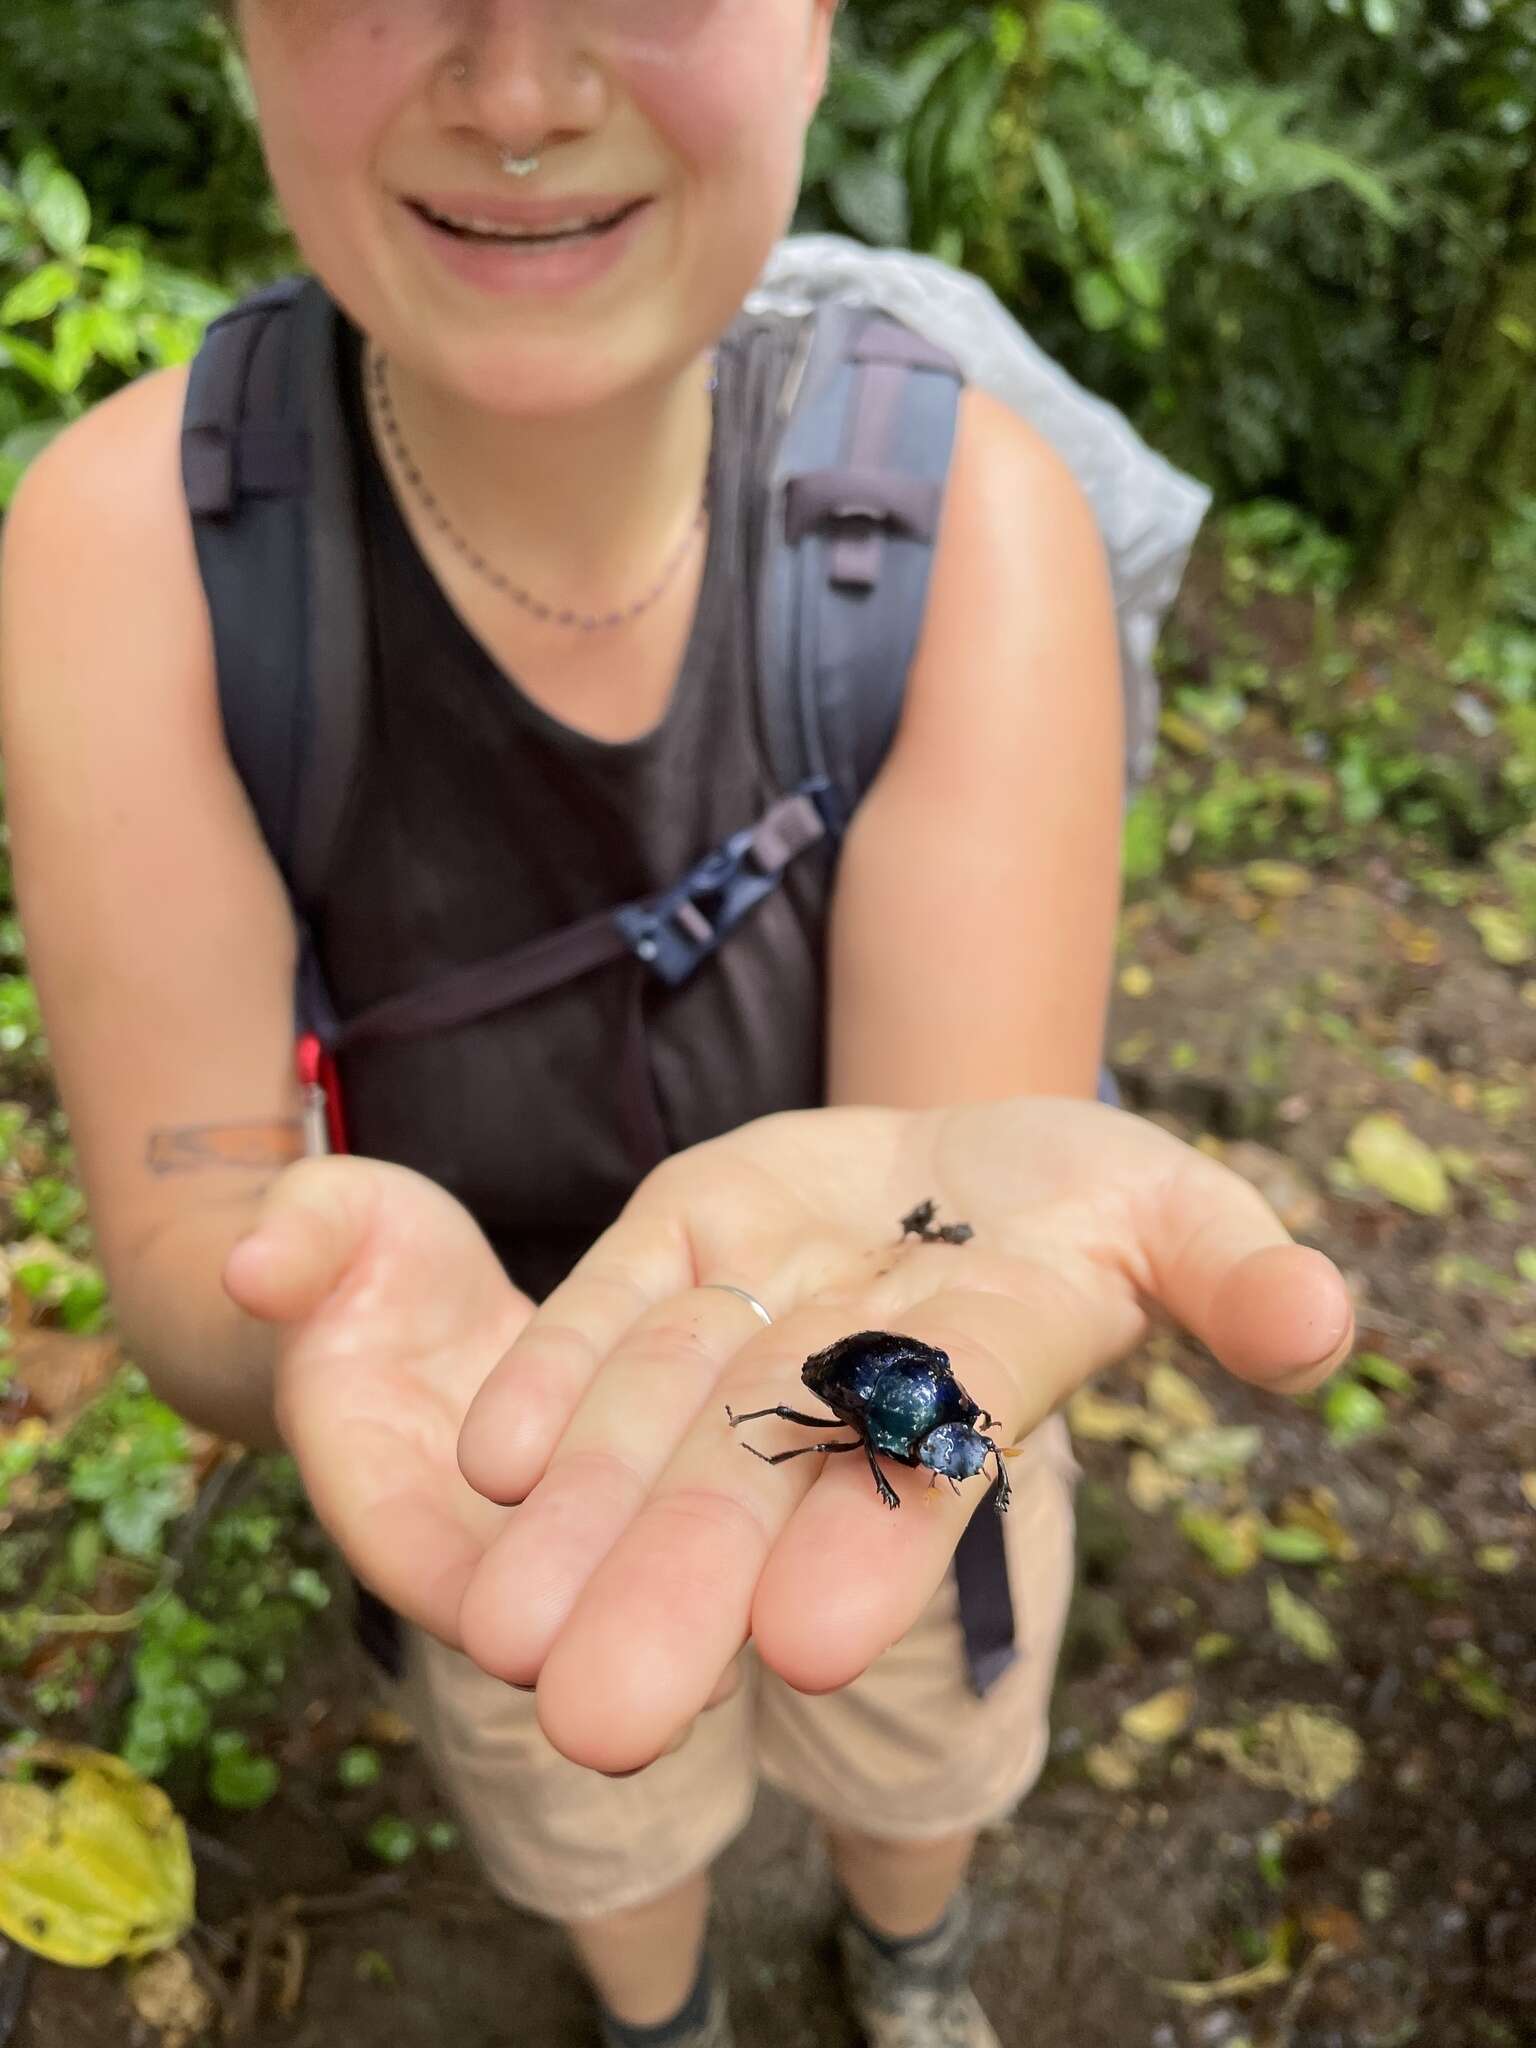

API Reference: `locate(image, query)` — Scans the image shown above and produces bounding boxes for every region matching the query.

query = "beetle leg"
[726,1404,837,1430]
[990,1447,1013,1513]
[864,1443,902,1511]
[739,1438,860,1468]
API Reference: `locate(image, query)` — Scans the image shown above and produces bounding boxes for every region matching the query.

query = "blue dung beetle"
[726,1331,1016,1512]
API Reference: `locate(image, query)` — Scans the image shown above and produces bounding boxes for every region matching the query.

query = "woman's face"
[239,1,836,413]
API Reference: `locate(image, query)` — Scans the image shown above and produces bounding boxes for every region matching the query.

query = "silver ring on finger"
[699,1282,774,1329]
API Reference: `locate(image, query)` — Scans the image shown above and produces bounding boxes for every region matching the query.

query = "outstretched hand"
[450,1099,1353,1772]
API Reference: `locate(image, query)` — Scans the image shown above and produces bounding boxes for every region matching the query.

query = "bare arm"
[826,387,1124,1107]
[0,366,306,1448]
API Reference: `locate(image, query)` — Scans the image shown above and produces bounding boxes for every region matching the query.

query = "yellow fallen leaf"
[1521,1472,1536,1513]
[1268,1579,1340,1664]
[1346,1115,1451,1217]
[1121,1687,1195,1746]
[1469,905,1534,966]
[1067,1389,1170,1449]
[1244,861,1313,900]
[0,1741,193,1966]
[1119,964,1154,999]
[1146,1363,1217,1433]
[1127,1449,1188,1515]
[1197,1707,1363,1803]
[1084,1740,1142,1792]
[127,1947,216,2048]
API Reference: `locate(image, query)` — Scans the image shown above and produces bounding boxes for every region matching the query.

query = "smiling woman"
[0,4,1330,2047]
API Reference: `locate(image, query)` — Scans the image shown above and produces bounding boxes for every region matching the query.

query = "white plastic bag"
[749,235,1212,786]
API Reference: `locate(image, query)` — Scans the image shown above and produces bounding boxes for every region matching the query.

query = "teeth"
[426,205,621,240]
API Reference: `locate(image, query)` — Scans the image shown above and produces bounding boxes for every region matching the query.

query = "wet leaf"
[1346,1116,1450,1216]
[1121,1686,1195,1746]
[1180,1508,1263,1576]
[1146,1364,1217,1433]
[1468,906,1534,966]
[1268,1579,1340,1664]
[1196,1707,1363,1801]
[0,1740,194,1965]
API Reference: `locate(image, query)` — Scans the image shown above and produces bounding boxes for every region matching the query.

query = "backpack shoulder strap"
[181,277,369,931]
[757,303,964,823]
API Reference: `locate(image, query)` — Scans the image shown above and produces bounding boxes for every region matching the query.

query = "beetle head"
[918,1422,994,1484]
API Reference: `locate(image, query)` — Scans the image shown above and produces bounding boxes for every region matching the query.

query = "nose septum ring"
[500,152,542,178]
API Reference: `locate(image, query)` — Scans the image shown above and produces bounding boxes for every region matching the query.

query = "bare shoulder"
[0,362,221,751]
[945,383,1106,562]
[3,363,194,603]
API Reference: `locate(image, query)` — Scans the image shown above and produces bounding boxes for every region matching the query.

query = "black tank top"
[315,317,833,1301]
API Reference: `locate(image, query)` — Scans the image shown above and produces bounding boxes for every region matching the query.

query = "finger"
[751,1290,1058,1695]
[288,1413,501,1648]
[457,1213,695,1505]
[456,1286,792,1684]
[530,1306,860,1773]
[222,1156,380,1325]
[458,1213,805,1505]
[1141,1156,1355,1393]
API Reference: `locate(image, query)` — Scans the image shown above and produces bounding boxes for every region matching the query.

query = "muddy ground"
[9,848,1533,2048]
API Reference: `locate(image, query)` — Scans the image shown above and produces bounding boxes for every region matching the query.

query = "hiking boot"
[836,1891,1000,2048]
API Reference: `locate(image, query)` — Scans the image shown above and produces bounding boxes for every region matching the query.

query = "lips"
[407,192,647,245]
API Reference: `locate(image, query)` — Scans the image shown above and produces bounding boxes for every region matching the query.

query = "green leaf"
[1267,1578,1339,1664]
[1,262,78,327]
[1323,1379,1387,1448]
[208,1740,279,1812]
[1073,267,1127,333]
[366,1817,418,1865]
[1346,1116,1451,1216]
[1258,1524,1332,1565]
[828,158,910,246]
[1032,138,1079,237]
[337,1746,383,1790]
[1352,1352,1413,1395]
[194,1655,248,1700]
[27,167,92,261]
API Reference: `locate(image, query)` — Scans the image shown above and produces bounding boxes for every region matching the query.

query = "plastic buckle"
[615,781,841,989]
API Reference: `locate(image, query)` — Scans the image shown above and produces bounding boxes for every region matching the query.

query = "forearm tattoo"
[146,1120,306,1176]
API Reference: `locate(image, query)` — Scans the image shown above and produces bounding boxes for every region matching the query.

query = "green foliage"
[808,0,1536,583]
[0,0,282,279]
[0,152,231,504]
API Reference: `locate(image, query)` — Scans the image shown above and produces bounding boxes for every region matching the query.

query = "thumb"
[222,1156,379,1326]
[1145,1153,1355,1396]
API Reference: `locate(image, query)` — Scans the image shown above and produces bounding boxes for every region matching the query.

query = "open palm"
[448,1099,1353,1773]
